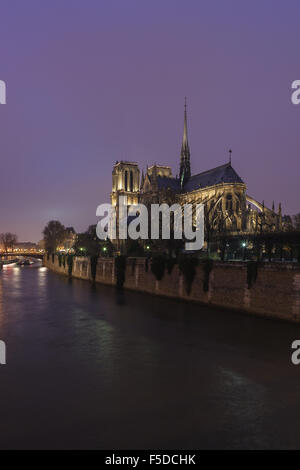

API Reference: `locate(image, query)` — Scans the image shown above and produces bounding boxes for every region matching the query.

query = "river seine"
[0,262,300,449]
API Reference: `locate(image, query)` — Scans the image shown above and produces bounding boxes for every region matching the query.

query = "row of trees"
[73,225,113,257]
[43,220,113,257]
[211,231,300,262]
[0,232,17,253]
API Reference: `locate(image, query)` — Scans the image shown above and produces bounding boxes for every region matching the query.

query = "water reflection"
[0,265,300,449]
[37,266,47,288]
[0,279,3,326]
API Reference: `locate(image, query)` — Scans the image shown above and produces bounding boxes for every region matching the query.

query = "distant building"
[5,242,45,254]
[15,242,37,251]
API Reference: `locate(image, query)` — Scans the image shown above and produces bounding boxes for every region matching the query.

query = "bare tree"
[0,232,18,253]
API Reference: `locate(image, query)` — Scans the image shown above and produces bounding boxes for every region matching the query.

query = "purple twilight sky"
[0,0,299,242]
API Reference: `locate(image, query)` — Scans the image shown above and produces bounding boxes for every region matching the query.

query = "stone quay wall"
[44,255,300,323]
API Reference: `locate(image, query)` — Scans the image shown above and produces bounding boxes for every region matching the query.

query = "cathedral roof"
[153,163,244,194]
[183,163,244,192]
[156,176,181,192]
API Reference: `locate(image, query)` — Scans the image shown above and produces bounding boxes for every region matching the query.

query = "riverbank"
[44,255,300,323]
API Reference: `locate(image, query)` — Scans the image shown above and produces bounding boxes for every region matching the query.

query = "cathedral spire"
[182,97,188,148]
[179,97,191,187]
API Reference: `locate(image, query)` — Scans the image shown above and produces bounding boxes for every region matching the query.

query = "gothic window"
[125,171,128,191]
[236,200,240,212]
[226,194,233,210]
[130,170,134,192]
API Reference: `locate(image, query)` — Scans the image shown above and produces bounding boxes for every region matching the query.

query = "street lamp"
[242,241,247,260]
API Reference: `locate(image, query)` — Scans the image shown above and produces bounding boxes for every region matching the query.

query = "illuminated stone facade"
[111,161,140,207]
[111,103,282,239]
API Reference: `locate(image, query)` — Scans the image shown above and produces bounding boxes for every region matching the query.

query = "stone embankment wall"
[44,255,300,323]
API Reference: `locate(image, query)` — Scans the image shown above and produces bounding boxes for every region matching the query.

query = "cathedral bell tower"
[179,97,191,187]
[110,161,140,248]
[111,161,140,207]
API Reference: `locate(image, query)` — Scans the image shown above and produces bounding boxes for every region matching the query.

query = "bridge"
[0,251,44,260]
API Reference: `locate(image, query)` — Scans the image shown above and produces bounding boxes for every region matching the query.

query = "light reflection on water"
[0,264,300,449]
[0,280,3,325]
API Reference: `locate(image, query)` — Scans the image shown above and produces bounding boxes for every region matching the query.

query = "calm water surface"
[0,263,300,449]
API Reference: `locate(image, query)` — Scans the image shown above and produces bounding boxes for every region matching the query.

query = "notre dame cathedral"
[111,100,282,240]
